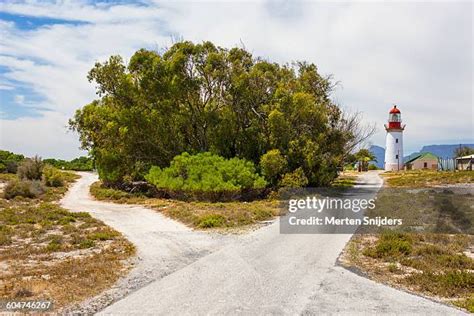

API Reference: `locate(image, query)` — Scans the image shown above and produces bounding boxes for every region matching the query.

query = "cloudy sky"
[0,0,472,159]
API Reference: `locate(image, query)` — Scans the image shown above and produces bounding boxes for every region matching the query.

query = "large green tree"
[70,41,367,186]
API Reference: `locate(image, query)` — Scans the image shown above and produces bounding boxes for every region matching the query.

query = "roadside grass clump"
[405,270,474,298]
[331,175,357,188]
[0,173,17,182]
[383,170,474,187]
[46,235,64,252]
[454,295,474,313]
[363,230,413,259]
[343,232,473,312]
[145,152,267,202]
[0,167,135,310]
[196,214,226,228]
[0,200,135,310]
[2,167,77,201]
[90,180,280,230]
[157,200,280,229]
[0,225,13,245]
[87,228,120,241]
[90,181,146,203]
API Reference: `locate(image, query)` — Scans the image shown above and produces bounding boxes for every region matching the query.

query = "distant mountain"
[369,144,474,168]
[418,144,474,159]
[369,145,385,168]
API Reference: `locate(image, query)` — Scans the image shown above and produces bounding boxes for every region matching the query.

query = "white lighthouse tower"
[384,105,405,171]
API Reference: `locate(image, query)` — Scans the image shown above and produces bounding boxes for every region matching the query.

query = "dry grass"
[90,181,281,229]
[0,172,135,311]
[382,170,474,187]
[331,173,357,188]
[340,231,474,312]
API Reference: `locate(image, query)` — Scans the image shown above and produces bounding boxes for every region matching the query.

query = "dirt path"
[61,171,465,315]
[60,172,235,313]
[95,171,464,315]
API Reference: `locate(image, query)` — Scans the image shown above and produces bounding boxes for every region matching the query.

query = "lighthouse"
[384,105,405,171]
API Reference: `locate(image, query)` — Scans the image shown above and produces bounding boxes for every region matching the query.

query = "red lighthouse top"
[386,105,403,130]
[389,105,400,114]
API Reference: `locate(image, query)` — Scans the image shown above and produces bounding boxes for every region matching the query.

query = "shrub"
[3,180,45,199]
[0,226,13,245]
[260,149,287,185]
[78,239,95,249]
[364,231,413,259]
[5,161,19,173]
[368,164,378,170]
[196,214,226,228]
[145,152,267,196]
[17,156,43,180]
[42,165,65,187]
[0,150,24,174]
[43,156,94,171]
[279,167,309,188]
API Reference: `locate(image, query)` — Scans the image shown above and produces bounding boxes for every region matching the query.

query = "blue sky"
[0,0,472,159]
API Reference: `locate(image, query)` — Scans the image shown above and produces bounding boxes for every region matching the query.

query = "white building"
[384,105,405,171]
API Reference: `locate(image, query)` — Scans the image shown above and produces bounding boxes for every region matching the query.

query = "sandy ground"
[62,172,466,315]
[60,172,236,314]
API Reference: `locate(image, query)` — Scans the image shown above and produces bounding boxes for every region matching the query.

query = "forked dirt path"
[62,172,465,315]
[60,172,235,313]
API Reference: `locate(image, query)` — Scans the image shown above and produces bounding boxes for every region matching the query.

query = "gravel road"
[63,172,465,315]
[60,172,235,314]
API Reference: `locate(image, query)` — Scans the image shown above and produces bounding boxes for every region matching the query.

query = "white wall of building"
[385,130,403,171]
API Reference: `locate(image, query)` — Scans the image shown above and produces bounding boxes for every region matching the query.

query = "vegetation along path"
[60,172,235,313]
[64,172,465,315]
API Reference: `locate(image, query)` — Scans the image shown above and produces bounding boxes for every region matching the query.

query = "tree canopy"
[70,41,368,186]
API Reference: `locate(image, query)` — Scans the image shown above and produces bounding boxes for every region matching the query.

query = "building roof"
[405,152,438,164]
[389,105,400,114]
[456,154,474,160]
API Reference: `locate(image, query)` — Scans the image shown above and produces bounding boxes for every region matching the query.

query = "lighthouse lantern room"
[384,105,405,171]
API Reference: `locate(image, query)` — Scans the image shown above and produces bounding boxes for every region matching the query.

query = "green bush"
[0,150,24,174]
[43,156,94,171]
[364,231,413,259]
[42,165,65,187]
[279,167,309,188]
[145,152,267,194]
[17,156,43,180]
[196,214,226,228]
[260,149,287,185]
[368,164,378,170]
[3,180,46,199]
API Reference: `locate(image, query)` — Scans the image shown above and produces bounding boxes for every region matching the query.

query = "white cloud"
[0,84,14,90]
[13,94,24,104]
[0,0,472,159]
[0,111,85,159]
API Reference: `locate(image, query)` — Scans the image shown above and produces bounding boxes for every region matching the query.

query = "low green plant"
[454,296,474,313]
[46,235,64,252]
[78,239,95,249]
[196,214,226,228]
[3,180,45,199]
[145,152,267,195]
[88,229,119,240]
[368,164,378,170]
[363,230,413,259]
[0,226,13,245]
[42,165,65,187]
